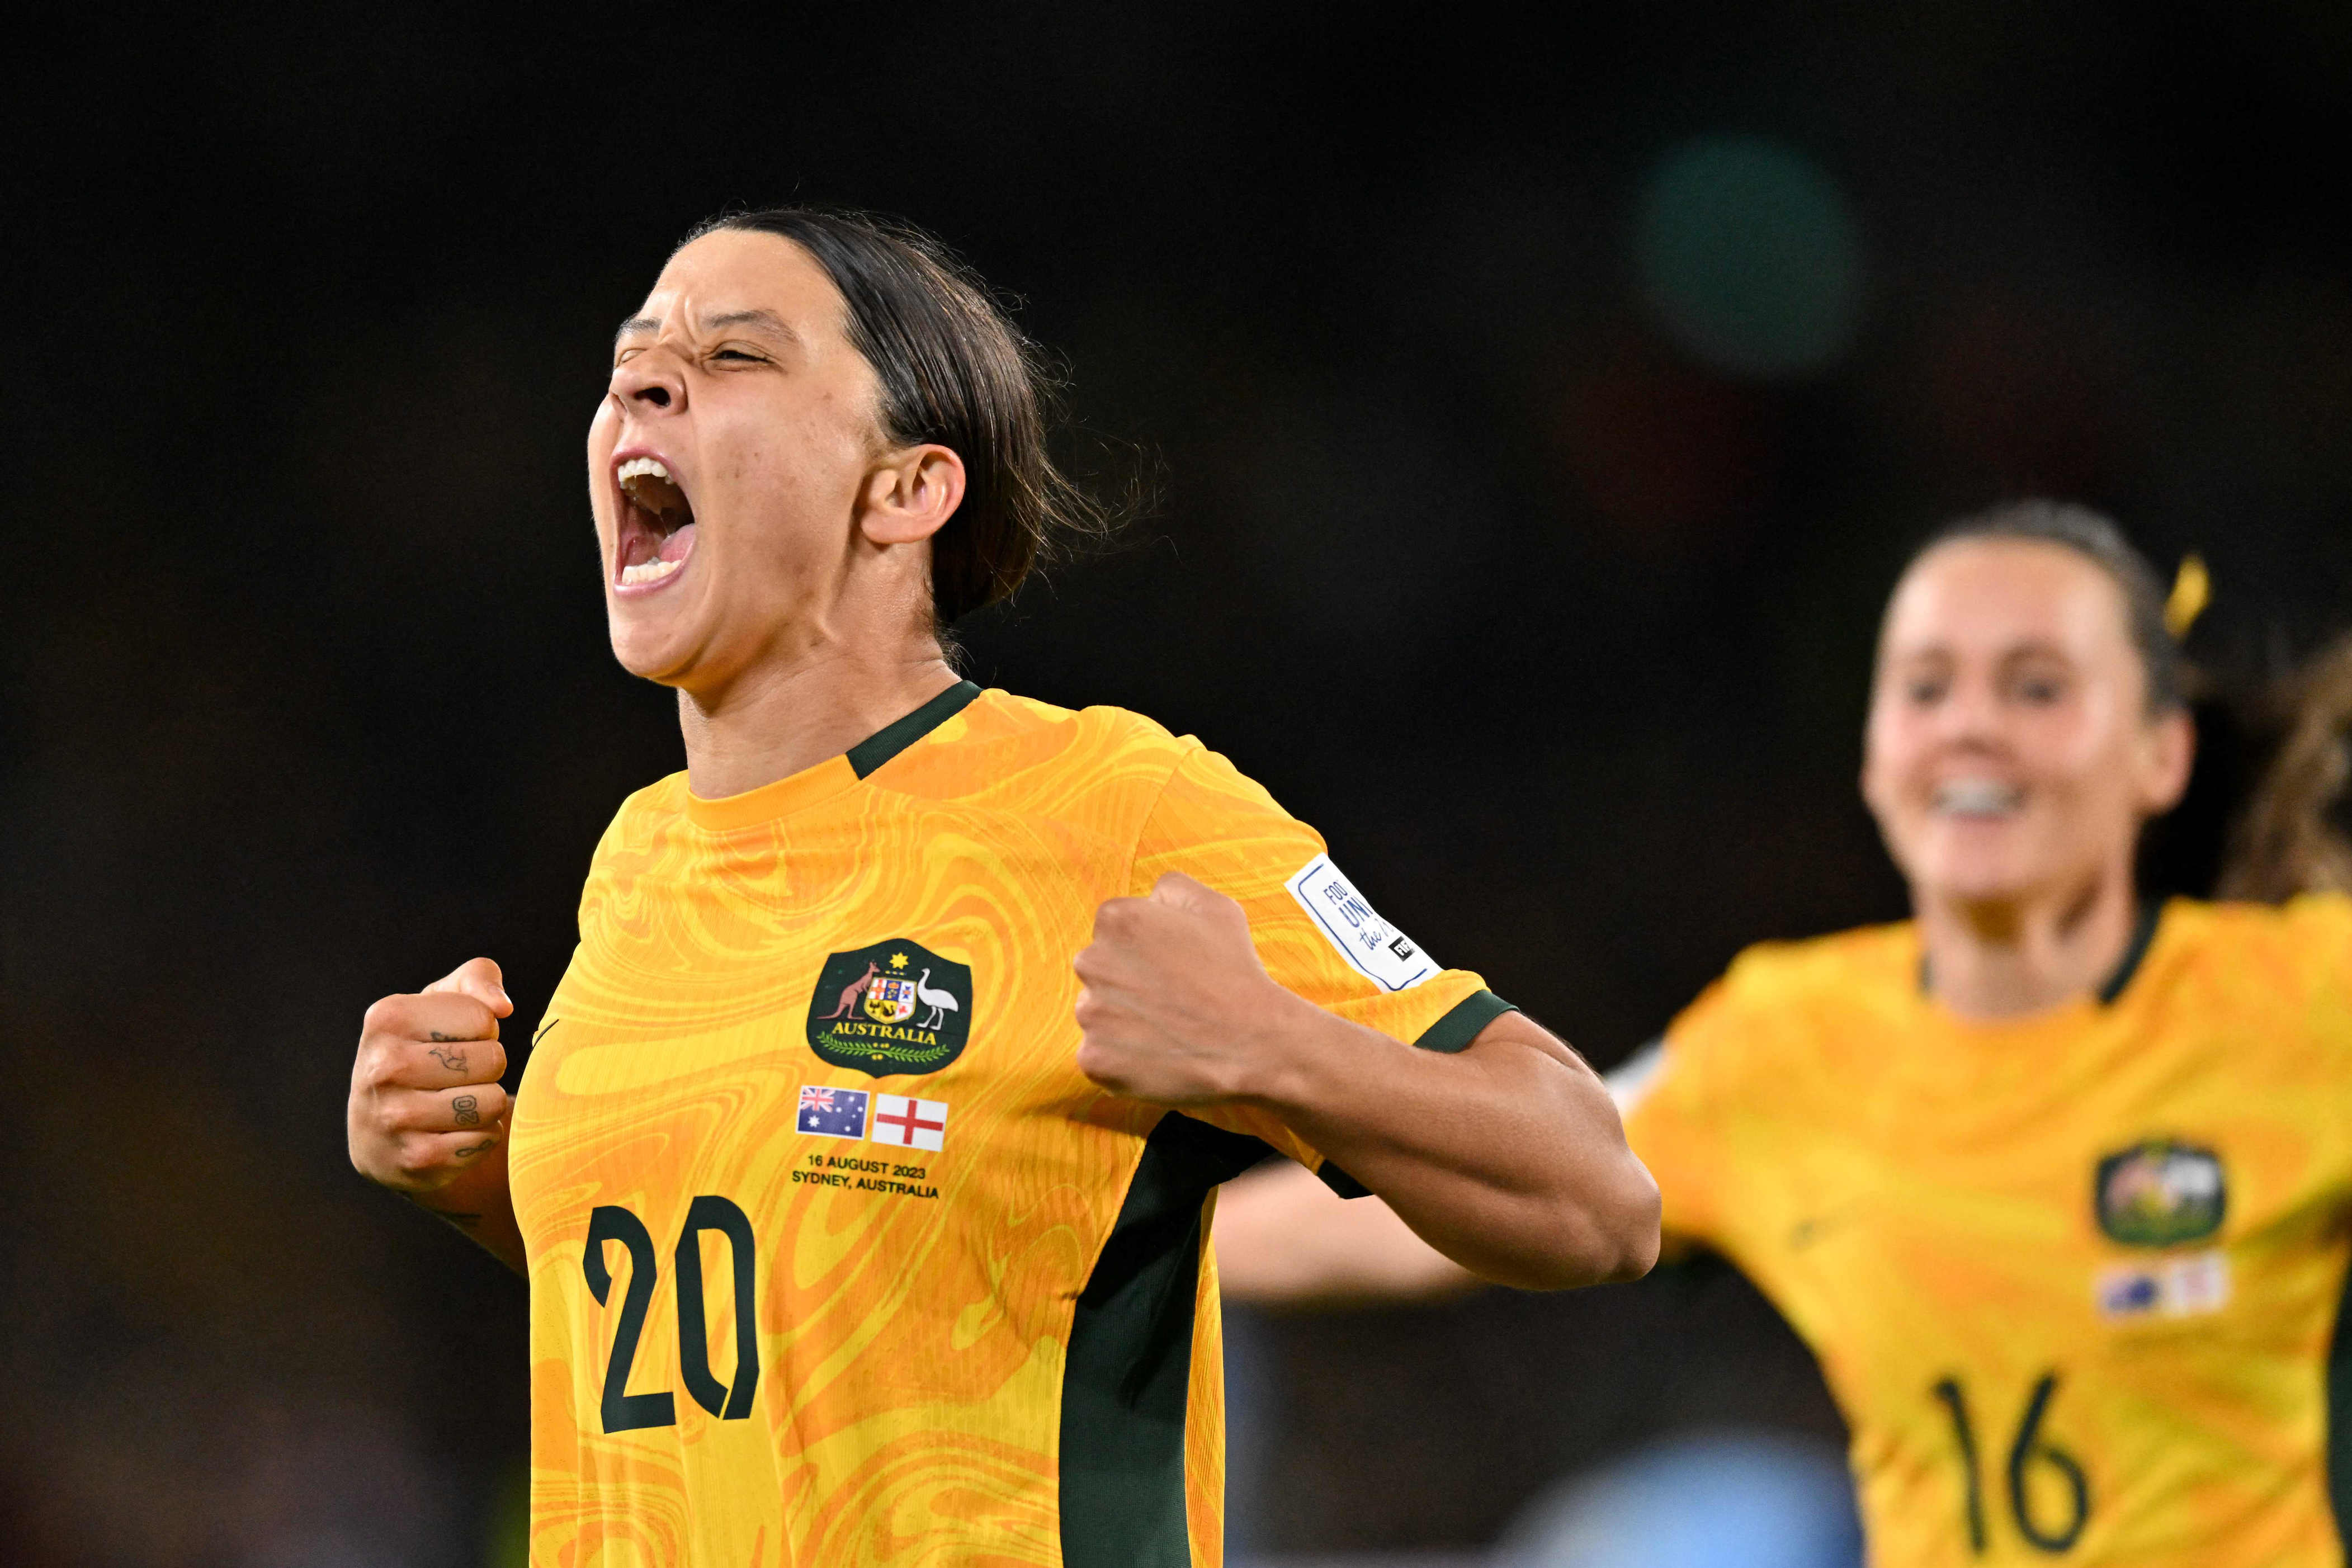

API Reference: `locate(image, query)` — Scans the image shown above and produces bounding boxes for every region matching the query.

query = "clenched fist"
[1073,872,1319,1105]
[348,957,514,1193]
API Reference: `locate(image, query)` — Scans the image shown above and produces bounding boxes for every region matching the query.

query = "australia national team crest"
[2095,1139,2227,1248]
[806,939,975,1078]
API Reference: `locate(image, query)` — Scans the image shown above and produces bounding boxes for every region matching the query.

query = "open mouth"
[614,456,697,589]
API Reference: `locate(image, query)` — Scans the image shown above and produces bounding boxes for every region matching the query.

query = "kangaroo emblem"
[820,961,881,1020]
[914,968,961,1029]
[806,939,974,1078]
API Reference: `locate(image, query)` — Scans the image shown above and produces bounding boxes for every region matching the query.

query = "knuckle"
[364,1048,417,1095]
[361,994,409,1036]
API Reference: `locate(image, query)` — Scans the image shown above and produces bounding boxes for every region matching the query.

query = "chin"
[1908,841,2037,909]
[606,621,696,687]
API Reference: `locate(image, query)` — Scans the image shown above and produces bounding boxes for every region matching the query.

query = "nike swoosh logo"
[1789,1208,1858,1250]
[532,1016,561,1047]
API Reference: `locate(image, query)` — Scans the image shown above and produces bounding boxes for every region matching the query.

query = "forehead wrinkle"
[611,306,802,350]
[701,307,802,344]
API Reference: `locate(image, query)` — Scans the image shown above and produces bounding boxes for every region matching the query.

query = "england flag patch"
[870,1093,948,1152]
[797,1084,870,1139]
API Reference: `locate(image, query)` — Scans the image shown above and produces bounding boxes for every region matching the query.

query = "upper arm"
[1132,743,1516,1158]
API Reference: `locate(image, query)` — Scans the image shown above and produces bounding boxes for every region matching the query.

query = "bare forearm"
[1068,879,1656,1292]
[403,1141,525,1274]
[1216,1160,1481,1306]
[1246,1004,1660,1290]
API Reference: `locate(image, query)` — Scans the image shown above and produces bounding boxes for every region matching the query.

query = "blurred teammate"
[342,207,1656,1566]
[1221,502,2352,1566]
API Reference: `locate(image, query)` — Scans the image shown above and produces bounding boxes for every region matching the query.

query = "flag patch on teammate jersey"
[805,939,974,1078]
[868,1094,948,1152]
[1284,855,1438,991]
[2095,1139,2226,1247]
[796,1084,870,1139]
[2096,1250,2230,1321]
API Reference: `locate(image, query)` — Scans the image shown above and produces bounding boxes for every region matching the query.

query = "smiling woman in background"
[1222,501,2352,1566]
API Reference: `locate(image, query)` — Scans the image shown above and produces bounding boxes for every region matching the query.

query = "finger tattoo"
[453,1094,480,1127]
[429,1044,467,1071]
[428,1031,462,1042]
[454,1139,495,1159]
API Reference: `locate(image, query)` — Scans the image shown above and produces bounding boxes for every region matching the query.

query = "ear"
[857,443,966,546]
[2138,707,2197,815]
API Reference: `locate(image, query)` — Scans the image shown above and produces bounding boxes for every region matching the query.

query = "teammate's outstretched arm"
[347,957,526,1273]
[1215,1158,1481,1305]
[1075,874,1660,1291]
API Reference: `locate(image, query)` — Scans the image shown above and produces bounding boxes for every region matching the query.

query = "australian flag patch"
[797,1084,870,1139]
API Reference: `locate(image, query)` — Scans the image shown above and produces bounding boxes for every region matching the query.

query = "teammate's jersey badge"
[806,939,975,1077]
[2095,1139,2226,1247]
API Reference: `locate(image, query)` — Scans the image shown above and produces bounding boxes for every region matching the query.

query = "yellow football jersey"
[506,682,1509,1568]
[1625,895,2352,1566]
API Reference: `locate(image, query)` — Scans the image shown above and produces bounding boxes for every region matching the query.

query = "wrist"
[1227,980,1356,1112]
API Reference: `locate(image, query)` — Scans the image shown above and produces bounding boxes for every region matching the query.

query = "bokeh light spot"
[1635,136,1864,380]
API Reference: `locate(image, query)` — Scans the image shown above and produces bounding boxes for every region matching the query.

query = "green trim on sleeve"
[1413,988,1518,1055]
[846,680,983,779]
[1316,1161,1372,1200]
[1316,989,1520,1198]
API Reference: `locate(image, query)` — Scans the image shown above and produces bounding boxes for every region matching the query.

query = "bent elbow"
[1600,1161,1663,1282]
[1519,1159,1663,1291]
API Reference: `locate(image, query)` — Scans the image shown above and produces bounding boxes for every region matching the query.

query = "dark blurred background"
[7,3,2352,1562]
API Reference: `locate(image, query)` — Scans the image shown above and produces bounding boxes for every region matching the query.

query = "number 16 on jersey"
[1933,1371,2090,1555]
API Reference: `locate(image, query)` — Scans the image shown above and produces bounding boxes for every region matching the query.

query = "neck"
[675,621,959,800]
[1915,858,2142,1021]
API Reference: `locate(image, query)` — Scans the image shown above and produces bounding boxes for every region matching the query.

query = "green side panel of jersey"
[1061,1112,1269,1568]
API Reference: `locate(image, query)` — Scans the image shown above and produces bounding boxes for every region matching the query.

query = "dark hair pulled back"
[683,206,1111,624]
[1910,499,2187,713]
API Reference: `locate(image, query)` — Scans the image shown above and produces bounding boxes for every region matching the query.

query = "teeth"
[619,556,683,587]
[1935,780,2022,816]
[617,457,672,485]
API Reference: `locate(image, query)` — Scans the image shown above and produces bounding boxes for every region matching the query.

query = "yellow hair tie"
[2165,553,2210,640]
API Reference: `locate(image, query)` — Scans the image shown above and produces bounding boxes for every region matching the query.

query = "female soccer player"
[1220,502,2352,1566]
[342,208,1657,1567]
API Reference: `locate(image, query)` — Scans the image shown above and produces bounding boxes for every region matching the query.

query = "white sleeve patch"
[1284,855,1439,992]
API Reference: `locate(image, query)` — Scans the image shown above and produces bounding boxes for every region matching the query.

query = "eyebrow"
[611,308,801,347]
[703,308,799,342]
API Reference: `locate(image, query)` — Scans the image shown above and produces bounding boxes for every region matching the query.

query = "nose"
[1935,671,2007,748]
[609,348,685,416]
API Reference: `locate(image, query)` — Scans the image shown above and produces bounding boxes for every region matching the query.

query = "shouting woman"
[342,208,1657,1567]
